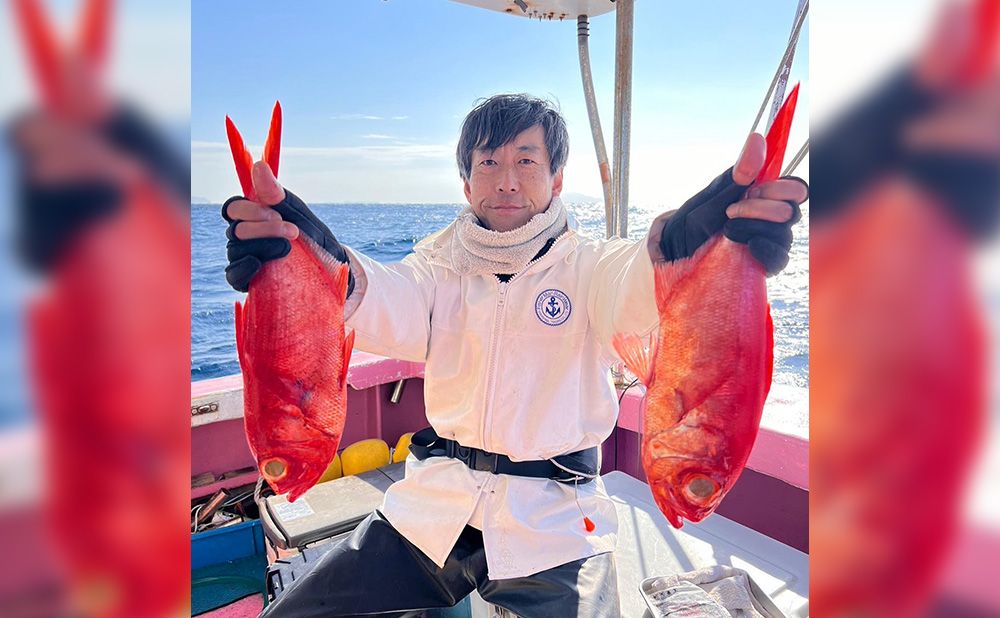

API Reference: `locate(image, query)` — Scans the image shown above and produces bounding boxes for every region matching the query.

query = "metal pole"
[577,15,615,239]
[767,0,808,130]
[613,0,634,239]
[782,140,809,177]
[749,0,809,135]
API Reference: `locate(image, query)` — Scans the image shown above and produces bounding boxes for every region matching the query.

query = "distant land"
[192,196,211,204]
[561,192,601,204]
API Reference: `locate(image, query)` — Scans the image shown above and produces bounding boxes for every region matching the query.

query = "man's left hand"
[652,133,808,276]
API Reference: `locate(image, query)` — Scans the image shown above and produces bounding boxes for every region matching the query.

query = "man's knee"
[478,552,620,618]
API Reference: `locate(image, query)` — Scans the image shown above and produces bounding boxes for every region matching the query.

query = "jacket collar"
[415,217,580,275]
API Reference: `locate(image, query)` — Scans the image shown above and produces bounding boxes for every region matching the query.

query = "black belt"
[408,427,598,485]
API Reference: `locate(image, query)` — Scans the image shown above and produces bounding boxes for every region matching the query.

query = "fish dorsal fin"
[612,332,657,387]
[340,329,356,389]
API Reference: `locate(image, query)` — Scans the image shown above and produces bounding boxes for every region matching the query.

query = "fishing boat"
[189,0,811,615]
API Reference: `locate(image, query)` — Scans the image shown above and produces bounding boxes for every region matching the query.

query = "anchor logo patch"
[535,289,571,326]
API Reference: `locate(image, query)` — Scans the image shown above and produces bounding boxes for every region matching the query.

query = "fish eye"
[262,457,288,481]
[683,474,719,503]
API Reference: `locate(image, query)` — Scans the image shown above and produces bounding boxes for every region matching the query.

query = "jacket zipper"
[481,280,508,452]
[479,230,571,451]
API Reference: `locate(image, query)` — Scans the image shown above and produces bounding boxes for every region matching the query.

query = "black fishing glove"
[15,179,122,273]
[102,103,191,203]
[223,188,354,295]
[9,104,190,274]
[658,167,804,276]
[901,150,1000,241]
[811,65,1000,240]
[810,68,939,220]
[8,114,121,273]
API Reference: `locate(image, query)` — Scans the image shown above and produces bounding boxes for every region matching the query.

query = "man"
[223,94,806,617]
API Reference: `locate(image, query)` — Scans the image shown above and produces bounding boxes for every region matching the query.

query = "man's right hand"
[224,160,353,293]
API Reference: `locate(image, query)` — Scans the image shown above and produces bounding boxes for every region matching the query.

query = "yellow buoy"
[340,439,390,476]
[318,453,343,484]
[392,432,414,463]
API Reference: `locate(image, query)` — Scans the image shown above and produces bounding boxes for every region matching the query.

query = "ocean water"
[191,202,809,387]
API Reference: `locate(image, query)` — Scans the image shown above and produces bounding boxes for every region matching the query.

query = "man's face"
[464,124,564,232]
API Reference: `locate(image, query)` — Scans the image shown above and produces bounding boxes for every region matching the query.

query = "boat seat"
[259,462,405,550]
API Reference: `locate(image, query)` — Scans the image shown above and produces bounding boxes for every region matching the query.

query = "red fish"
[612,86,797,528]
[613,237,773,528]
[810,179,984,617]
[811,4,996,611]
[227,104,355,502]
[14,1,190,615]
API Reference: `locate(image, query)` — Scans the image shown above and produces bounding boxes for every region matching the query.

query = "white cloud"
[191,140,459,202]
[391,116,409,120]
[362,134,394,140]
[330,113,384,120]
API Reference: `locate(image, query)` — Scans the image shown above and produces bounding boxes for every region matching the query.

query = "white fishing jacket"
[343,219,658,580]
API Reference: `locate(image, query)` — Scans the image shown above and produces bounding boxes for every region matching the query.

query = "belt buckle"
[472,450,499,474]
[454,445,472,466]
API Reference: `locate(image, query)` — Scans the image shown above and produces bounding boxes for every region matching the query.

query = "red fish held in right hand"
[613,238,773,528]
[227,103,355,502]
[613,86,797,528]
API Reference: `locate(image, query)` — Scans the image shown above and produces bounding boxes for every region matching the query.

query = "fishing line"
[618,377,640,405]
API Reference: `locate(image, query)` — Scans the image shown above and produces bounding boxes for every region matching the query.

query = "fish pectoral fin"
[340,329,356,389]
[303,240,353,296]
[612,332,656,387]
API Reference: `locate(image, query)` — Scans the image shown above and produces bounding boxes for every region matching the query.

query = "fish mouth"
[261,457,289,483]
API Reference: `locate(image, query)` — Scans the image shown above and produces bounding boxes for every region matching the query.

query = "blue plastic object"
[191,519,266,570]
[192,520,269,615]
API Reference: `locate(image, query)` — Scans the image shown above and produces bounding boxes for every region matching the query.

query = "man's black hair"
[456,94,569,181]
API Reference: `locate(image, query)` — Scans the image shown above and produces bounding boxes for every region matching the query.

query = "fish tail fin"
[612,332,656,387]
[225,115,256,201]
[263,100,282,178]
[758,82,800,183]
[13,0,63,109]
[77,0,111,68]
[340,329,355,390]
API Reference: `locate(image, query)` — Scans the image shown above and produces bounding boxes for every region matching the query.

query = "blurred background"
[1,0,189,616]
[811,0,1000,615]
[0,0,998,617]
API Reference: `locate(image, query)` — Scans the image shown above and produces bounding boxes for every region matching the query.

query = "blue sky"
[192,0,808,205]
[1,0,190,120]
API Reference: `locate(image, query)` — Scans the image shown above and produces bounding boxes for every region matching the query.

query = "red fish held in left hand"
[228,103,355,501]
[613,86,798,528]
